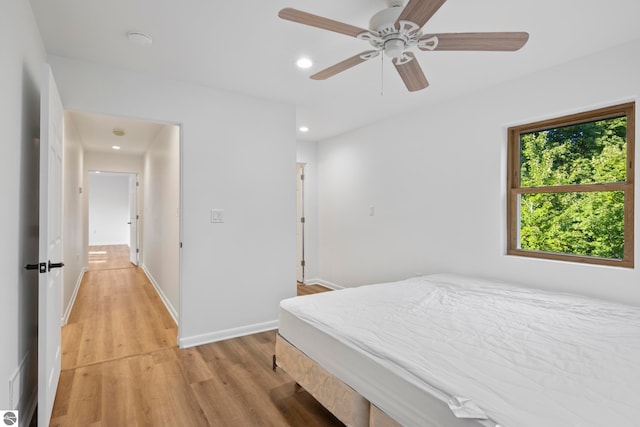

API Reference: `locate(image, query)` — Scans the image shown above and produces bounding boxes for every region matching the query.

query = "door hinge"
[180,242,183,249]
[136,248,139,253]
[136,215,139,220]
[136,181,139,187]
[301,260,306,267]
[301,217,305,223]
[300,174,305,181]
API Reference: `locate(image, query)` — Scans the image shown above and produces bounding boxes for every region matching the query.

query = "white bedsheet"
[280,274,640,427]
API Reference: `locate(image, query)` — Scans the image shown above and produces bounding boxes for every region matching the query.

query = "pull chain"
[380,52,384,96]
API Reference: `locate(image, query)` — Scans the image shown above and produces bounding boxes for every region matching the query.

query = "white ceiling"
[31,0,640,143]
[66,111,168,155]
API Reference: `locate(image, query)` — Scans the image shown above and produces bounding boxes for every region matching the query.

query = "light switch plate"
[211,209,224,223]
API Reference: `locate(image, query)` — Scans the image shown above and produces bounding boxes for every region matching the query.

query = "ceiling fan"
[278,0,529,92]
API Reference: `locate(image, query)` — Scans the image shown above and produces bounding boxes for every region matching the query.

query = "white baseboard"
[141,264,179,325]
[304,278,344,290]
[176,277,341,349]
[179,320,279,349]
[63,267,87,325]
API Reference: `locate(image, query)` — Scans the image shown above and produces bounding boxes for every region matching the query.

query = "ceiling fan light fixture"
[384,38,406,58]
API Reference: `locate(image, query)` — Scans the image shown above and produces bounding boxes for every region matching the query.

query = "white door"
[38,64,64,426]
[129,174,138,265]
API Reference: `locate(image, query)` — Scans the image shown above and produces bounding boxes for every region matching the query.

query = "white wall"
[88,173,130,245]
[0,0,45,417]
[296,141,319,283]
[62,114,86,321]
[143,125,180,321]
[49,56,297,346]
[85,150,145,173]
[316,38,640,306]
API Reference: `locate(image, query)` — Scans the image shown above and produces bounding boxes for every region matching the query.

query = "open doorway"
[62,110,182,324]
[87,171,139,270]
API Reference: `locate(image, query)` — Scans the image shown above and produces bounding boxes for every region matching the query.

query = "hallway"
[61,265,177,370]
[49,245,342,426]
[52,245,179,425]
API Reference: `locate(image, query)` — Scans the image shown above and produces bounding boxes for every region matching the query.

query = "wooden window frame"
[507,102,635,268]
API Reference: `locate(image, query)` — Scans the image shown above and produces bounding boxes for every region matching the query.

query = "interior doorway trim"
[296,163,306,283]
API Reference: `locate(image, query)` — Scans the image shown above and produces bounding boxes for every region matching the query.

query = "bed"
[275,273,640,427]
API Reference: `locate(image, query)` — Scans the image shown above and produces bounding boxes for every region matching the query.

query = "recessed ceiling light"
[296,57,313,69]
[299,126,309,132]
[112,146,121,150]
[112,128,125,137]
[127,31,153,47]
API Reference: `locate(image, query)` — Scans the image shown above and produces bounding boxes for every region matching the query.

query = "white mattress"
[279,274,640,427]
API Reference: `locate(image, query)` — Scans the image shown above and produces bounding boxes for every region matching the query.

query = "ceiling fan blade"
[311,51,379,80]
[396,0,448,28]
[279,8,370,38]
[419,32,529,51]
[393,52,429,92]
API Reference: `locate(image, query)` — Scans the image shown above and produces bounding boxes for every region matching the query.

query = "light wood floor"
[88,244,135,271]
[296,282,332,296]
[48,247,339,426]
[61,267,177,370]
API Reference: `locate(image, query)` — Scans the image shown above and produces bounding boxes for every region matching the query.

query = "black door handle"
[48,261,65,271]
[25,263,47,273]
[127,222,131,224]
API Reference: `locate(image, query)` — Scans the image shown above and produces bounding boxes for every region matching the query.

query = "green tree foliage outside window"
[507,102,634,267]
[519,118,626,259]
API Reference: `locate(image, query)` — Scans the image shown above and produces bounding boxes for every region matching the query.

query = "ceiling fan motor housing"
[366,6,423,59]
[369,6,403,33]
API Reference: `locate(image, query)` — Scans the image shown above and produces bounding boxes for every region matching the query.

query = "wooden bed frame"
[274,333,401,427]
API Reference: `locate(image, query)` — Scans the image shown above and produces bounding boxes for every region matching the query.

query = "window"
[507,102,635,267]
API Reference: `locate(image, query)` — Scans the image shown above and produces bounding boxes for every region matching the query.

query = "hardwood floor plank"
[50,369,74,420]
[64,365,103,425]
[146,352,211,427]
[88,245,135,271]
[297,283,332,296]
[173,347,215,384]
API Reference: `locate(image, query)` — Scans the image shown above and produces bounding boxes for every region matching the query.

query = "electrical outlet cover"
[211,209,224,223]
